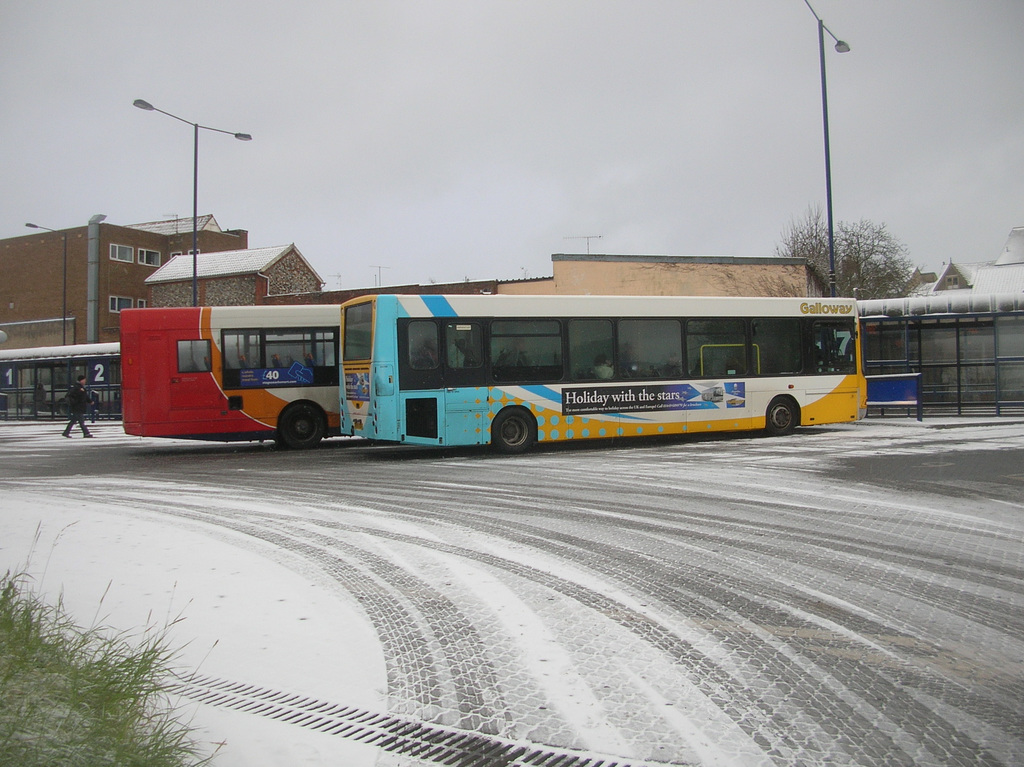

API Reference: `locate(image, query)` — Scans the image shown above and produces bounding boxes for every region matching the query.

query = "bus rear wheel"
[764,396,799,437]
[277,402,326,449]
[491,407,537,454]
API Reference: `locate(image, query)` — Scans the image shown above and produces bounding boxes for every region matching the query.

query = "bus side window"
[751,318,802,375]
[569,319,613,381]
[618,319,682,379]
[490,320,563,382]
[446,323,482,369]
[686,319,746,377]
[223,332,260,369]
[177,340,212,373]
[408,321,440,370]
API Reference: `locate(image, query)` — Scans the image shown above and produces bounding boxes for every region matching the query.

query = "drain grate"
[175,674,681,767]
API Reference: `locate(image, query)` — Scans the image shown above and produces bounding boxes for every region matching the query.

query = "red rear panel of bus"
[121,307,273,441]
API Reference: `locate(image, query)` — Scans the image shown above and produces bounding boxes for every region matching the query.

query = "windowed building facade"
[0,216,247,349]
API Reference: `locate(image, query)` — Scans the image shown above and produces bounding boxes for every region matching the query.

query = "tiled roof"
[128,215,221,236]
[971,263,1024,294]
[145,245,296,283]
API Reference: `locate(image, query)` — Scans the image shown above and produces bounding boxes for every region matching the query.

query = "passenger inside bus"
[448,338,480,368]
[411,338,439,369]
[496,339,531,367]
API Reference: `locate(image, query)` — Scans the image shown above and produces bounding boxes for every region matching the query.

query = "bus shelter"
[0,343,121,421]
[859,294,1024,417]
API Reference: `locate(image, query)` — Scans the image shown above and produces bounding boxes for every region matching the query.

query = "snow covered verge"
[1,486,386,766]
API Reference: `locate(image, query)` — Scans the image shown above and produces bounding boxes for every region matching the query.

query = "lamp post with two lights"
[132,99,251,307]
[803,0,850,297]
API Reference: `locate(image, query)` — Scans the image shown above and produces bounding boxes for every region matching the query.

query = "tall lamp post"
[25,223,68,345]
[132,99,251,307]
[803,0,850,297]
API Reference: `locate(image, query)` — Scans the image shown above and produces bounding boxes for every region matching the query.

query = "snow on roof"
[127,215,221,236]
[0,342,120,361]
[859,292,1024,317]
[145,244,299,283]
[971,262,1024,294]
[995,226,1024,266]
[948,261,983,283]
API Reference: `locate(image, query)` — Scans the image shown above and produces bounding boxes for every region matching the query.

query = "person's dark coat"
[68,381,89,415]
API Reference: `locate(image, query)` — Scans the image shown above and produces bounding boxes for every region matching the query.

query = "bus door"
[398,320,487,446]
[134,332,172,418]
[441,321,487,445]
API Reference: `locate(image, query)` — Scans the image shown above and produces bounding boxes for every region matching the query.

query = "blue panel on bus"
[239,365,314,388]
[421,295,458,317]
[520,385,562,405]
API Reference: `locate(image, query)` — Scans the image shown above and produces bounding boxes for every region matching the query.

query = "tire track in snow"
[56,474,1021,766]
[9,424,1023,766]
[267,446,1023,766]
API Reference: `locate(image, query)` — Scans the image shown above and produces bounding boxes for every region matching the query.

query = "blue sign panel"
[239,364,315,389]
[562,382,745,415]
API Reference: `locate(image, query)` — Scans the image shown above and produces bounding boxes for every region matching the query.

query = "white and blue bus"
[340,294,866,452]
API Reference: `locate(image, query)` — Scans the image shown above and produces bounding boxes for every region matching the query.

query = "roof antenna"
[563,235,603,255]
[370,265,389,287]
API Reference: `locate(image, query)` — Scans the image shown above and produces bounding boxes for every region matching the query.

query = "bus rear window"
[344,302,373,360]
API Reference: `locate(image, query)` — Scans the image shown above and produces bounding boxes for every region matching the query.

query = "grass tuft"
[0,570,210,767]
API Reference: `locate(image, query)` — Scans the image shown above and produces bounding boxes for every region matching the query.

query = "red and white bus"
[121,305,341,448]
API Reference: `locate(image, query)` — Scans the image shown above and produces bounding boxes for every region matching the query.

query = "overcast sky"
[3,1,1021,289]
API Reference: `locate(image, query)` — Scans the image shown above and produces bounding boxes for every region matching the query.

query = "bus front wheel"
[277,402,326,449]
[764,396,799,437]
[491,407,537,454]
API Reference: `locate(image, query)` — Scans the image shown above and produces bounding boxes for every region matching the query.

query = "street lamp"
[803,0,850,297]
[132,99,251,307]
[25,223,68,345]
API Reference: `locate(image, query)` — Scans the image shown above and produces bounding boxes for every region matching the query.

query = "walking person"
[87,387,100,422]
[62,375,93,438]
[33,382,47,417]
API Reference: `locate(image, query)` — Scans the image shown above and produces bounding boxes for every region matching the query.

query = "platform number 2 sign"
[91,361,108,384]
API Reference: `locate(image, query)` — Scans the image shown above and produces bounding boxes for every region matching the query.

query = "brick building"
[498,254,818,297]
[265,253,819,306]
[0,215,247,349]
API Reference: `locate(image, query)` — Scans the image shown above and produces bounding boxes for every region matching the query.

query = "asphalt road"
[2,419,1023,766]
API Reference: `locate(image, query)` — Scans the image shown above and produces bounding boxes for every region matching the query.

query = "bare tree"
[775,206,915,299]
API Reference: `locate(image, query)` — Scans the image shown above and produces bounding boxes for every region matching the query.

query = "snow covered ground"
[2,419,1022,766]
[2,477,385,765]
